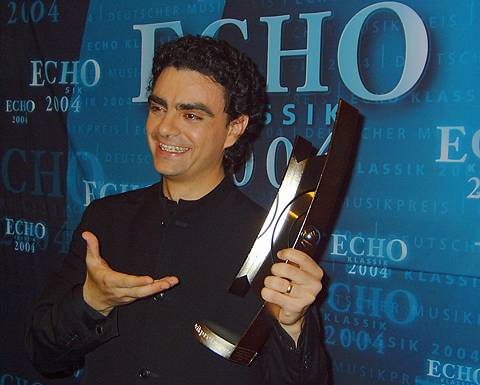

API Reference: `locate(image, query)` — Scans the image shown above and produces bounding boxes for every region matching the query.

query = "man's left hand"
[261,248,323,343]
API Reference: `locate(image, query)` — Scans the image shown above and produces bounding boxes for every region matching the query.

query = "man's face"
[146,67,242,186]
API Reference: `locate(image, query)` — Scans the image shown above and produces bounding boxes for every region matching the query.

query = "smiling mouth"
[159,142,190,153]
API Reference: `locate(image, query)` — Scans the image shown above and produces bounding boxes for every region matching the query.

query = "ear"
[224,115,249,149]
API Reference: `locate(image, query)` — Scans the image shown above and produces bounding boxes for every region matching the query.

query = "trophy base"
[194,302,278,366]
[194,321,257,365]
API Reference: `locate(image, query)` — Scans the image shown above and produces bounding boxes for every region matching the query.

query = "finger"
[261,287,306,314]
[271,262,311,284]
[112,270,156,288]
[120,276,180,299]
[271,263,323,297]
[114,272,180,289]
[264,275,292,296]
[264,276,318,303]
[83,232,113,274]
[277,249,323,279]
[82,231,101,260]
[154,276,179,286]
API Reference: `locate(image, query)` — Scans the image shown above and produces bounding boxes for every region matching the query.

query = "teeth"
[159,143,189,153]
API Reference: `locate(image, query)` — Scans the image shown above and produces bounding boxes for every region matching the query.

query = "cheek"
[145,128,153,143]
[145,119,156,139]
[145,126,157,149]
[145,112,161,132]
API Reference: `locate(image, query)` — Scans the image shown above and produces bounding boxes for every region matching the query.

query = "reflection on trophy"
[194,99,362,365]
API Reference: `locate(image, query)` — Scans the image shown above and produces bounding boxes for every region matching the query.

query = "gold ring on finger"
[285,282,293,294]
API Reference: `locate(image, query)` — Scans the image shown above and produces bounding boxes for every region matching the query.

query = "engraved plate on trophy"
[194,99,362,365]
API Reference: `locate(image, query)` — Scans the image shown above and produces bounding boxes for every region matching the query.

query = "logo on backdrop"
[131,1,429,103]
[323,280,419,358]
[29,59,101,88]
[436,126,480,200]
[3,217,47,254]
[1,148,63,197]
[426,358,480,385]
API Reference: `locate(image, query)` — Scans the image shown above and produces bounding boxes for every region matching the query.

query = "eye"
[184,113,201,121]
[149,103,165,114]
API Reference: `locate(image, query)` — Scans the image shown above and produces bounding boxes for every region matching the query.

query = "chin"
[153,164,183,178]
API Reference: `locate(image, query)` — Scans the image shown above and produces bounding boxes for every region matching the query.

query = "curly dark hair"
[150,35,267,173]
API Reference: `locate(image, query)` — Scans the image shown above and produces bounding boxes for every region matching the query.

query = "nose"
[150,111,180,138]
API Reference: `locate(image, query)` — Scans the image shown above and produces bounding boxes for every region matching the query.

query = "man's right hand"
[81,231,179,316]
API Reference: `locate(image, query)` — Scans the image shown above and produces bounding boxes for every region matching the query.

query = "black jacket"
[26,179,328,385]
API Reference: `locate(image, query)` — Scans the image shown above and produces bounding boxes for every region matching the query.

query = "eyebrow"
[148,95,215,118]
[177,103,215,117]
[148,94,167,107]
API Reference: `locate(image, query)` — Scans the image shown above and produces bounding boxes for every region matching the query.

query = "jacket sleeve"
[255,303,330,385]
[25,202,119,377]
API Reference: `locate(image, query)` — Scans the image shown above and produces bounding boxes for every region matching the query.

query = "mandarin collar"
[157,177,234,212]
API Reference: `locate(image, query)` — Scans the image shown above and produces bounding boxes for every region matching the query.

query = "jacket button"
[153,292,165,301]
[138,368,151,379]
[304,352,312,369]
[95,325,104,335]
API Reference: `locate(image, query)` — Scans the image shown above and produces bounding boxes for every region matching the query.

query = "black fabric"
[26,178,328,384]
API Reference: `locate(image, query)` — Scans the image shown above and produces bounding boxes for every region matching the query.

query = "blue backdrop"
[1,1,479,384]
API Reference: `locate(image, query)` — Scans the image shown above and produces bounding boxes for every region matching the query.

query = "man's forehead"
[154,66,221,89]
[152,66,227,111]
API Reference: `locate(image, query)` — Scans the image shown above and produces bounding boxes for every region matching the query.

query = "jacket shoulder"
[227,187,267,225]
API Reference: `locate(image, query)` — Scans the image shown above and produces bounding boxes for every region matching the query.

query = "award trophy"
[194,99,361,365]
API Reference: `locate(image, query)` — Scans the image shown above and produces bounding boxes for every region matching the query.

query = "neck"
[162,169,226,202]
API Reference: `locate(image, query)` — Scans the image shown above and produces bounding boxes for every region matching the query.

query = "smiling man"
[26,36,328,385]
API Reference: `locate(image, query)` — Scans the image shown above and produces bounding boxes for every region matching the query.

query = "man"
[26,36,328,384]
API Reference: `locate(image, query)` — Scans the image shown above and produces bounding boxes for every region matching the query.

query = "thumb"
[82,231,101,260]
